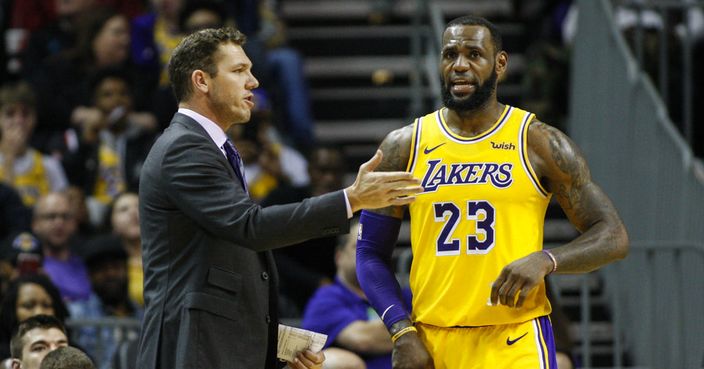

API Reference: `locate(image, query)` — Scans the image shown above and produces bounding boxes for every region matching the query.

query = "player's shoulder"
[527,118,559,137]
[526,119,577,154]
[526,118,588,182]
[377,123,415,172]
[383,123,415,146]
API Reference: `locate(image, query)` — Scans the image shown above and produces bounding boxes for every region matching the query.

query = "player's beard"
[442,68,498,112]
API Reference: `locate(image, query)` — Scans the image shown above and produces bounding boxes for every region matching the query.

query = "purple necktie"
[223,139,248,193]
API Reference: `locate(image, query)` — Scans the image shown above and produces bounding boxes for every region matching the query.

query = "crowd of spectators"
[0,0,328,368]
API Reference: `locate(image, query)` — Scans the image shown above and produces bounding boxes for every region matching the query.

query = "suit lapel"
[170,113,240,181]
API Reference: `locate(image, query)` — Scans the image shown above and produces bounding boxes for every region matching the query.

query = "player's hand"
[346,150,423,212]
[490,251,554,308]
[286,349,324,369]
[392,332,434,369]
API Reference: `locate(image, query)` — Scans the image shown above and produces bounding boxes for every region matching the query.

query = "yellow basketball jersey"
[93,144,126,204]
[0,150,50,207]
[406,105,552,327]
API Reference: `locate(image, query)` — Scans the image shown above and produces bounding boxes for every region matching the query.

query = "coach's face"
[206,42,259,127]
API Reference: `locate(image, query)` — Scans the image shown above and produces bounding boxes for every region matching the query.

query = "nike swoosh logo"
[423,143,446,155]
[506,332,528,346]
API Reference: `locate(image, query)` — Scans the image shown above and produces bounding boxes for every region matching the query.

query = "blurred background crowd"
[0,0,346,367]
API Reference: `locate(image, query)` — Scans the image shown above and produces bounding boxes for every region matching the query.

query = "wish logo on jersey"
[420,159,513,192]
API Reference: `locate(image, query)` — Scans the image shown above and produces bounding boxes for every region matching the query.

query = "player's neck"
[445,101,505,137]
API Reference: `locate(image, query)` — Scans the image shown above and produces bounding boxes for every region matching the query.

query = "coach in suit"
[136,28,421,369]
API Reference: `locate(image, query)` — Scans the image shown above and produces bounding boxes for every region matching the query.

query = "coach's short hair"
[40,346,95,369]
[445,15,503,54]
[10,315,67,359]
[168,27,247,102]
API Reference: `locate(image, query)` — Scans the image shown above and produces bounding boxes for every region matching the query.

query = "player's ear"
[495,50,508,77]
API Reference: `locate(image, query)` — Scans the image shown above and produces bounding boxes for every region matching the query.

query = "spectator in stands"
[31,192,91,306]
[0,184,31,242]
[31,7,152,149]
[71,239,141,369]
[262,146,347,314]
[20,0,99,81]
[1,230,42,279]
[106,192,143,307]
[10,0,145,37]
[302,220,410,369]
[131,0,186,128]
[179,0,227,33]
[251,0,317,150]
[58,68,155,215]
[616,5,686,126]
[64,187,97,241]
[39,346,95,369]
[53,72,134,227]
[0,82,68,208]
[8,315,69,369]
[228,91,310,203]
[92,68,156,191]
[0,275,70,361]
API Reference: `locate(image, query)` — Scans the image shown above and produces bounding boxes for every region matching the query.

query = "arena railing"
[614,0,704,151]
[568,242,704,369]
[571,0,704,366]
[571,0,704,244]
[65,317,140,368]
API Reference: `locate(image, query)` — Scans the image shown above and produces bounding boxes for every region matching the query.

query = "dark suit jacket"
[137,113,349,369]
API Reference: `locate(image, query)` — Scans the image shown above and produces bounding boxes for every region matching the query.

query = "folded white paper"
[277,324,328,362]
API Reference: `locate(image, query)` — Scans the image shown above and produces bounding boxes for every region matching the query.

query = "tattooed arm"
[367,124,416,219]
[490,120,629,308]
[528,121,629,272]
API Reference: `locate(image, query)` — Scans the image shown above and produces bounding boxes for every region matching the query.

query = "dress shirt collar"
[178,108,228,155]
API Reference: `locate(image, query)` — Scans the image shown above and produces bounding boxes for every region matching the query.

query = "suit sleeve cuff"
[343,189,353,218]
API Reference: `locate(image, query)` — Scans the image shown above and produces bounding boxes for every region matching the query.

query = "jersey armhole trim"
[519,113,549,197]
[406,118,422,173]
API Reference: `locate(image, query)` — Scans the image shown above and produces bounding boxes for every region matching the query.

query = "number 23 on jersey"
[434,200,495,255]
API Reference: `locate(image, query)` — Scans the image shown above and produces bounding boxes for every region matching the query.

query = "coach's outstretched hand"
[346,150,422,213]
[392,332,434,369]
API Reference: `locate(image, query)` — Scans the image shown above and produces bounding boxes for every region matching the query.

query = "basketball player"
[356,15,629,369]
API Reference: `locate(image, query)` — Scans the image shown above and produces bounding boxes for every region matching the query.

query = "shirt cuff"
[343,189,353,218]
